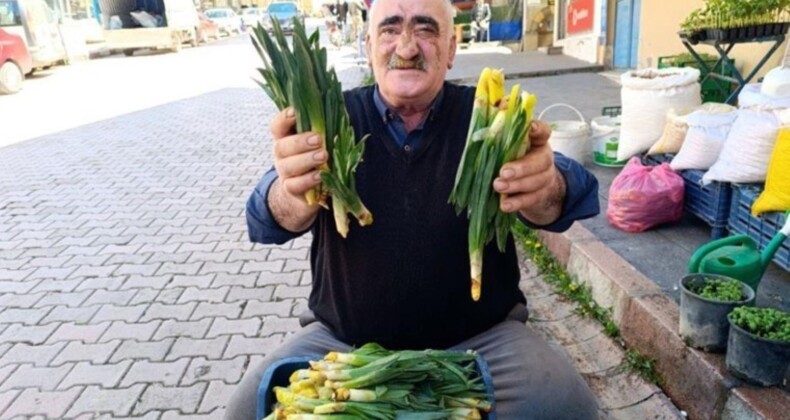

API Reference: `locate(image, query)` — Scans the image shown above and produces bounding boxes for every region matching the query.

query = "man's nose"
[395,31,419,59]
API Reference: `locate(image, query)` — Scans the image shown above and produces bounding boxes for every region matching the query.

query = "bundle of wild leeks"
[449,68,537,301]
[252,18,372,238]
[264,343,493,420]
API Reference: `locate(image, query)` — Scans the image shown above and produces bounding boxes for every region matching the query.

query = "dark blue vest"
[308,82,525,349]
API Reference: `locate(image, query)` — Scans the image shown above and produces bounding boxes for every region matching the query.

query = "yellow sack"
[752,127,790,216]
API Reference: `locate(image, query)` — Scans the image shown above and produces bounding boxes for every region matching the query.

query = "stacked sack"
[702,84,790,184]
[669,103,738,171]
[618,67,702,161]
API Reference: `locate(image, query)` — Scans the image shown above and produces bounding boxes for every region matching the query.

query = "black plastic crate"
[641,154,732,239]
[727,185,790,271]
[641,153,673,166]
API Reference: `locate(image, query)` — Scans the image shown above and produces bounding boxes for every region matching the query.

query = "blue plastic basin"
[256,353,497,419]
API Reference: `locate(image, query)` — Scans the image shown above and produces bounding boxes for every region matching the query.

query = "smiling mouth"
[388,55,427,71]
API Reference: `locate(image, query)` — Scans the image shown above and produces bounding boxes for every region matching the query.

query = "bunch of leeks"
[449,68,538,301]
[252,18,372,238]
[263,343,493,420]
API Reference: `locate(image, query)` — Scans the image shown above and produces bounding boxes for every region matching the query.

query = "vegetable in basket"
[263,343,493,420]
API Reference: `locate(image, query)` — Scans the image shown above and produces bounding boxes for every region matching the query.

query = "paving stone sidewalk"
[0,83,301,418]
[0,67,681,419]
[0,66,368,419]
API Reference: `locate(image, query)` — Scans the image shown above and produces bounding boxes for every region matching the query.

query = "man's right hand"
[268,107,327,232]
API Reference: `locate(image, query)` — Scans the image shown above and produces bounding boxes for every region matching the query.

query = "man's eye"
[415,25,437,35]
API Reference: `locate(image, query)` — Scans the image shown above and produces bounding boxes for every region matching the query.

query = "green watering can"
[688,211,790,291]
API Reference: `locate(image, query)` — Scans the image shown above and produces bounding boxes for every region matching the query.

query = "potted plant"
[679,273,755,352]
[726,306,790,386]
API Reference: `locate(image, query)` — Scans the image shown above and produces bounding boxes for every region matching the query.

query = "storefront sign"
[567,0,594,35]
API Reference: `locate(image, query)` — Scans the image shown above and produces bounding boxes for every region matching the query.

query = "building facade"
[549,0,786,78]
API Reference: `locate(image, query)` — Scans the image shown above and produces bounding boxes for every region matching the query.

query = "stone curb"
[538,223,790,420]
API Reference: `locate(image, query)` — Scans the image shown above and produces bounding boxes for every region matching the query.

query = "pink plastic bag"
[607,157,685,232]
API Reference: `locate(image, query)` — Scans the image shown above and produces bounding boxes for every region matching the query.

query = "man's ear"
[447,35,457,70]
[365,34,373,68]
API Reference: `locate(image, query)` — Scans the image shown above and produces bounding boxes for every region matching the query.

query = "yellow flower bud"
[475,67,492,103]
[487,68,505,106]
[522,92,537,123]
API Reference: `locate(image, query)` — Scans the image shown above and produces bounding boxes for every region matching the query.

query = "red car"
[0,27,32,94]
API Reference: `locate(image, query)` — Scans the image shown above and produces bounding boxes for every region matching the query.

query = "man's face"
[366,0,456,108]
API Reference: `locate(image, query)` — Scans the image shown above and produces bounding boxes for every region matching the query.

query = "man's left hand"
[492,120,567,226]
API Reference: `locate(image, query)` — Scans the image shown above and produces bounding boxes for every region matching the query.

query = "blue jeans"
[224,304,598,419]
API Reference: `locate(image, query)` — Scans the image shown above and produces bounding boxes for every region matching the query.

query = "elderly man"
[225,0,600,418]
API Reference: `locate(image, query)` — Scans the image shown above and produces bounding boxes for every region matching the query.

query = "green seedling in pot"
[729,306,790,342]
[688,277,745,302]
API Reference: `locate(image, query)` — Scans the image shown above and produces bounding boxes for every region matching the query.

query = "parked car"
[204,7,241,36]
[0,27,32,94]
[196,11,220,43]
[240,7,265,30]
[264,1,301,33]
[1,0,66,69]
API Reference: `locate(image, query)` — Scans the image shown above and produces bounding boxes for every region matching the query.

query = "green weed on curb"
[513,224,663,385]
[622,349,663,386]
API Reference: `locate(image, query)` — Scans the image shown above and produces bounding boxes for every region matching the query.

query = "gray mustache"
[387,54,427,70]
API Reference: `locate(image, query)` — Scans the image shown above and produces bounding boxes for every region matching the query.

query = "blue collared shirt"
[372,85,444,152]
[246,88,600,244]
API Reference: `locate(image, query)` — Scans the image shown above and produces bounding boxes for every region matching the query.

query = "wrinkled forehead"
[369,0,453,30]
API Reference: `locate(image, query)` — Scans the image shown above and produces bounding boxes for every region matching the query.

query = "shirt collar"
[372,84,445,129]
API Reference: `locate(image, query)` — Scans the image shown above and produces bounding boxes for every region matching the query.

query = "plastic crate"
[257,354,498,420]
[641,153,673,166]
[640,154,732,238]
[657,55,735,103]
[727,185,790,271]
[682,169,733,239]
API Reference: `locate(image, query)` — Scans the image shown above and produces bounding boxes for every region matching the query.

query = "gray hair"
[367,0,455,39]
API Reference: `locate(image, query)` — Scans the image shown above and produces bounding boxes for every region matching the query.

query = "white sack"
[618,67,702,161]
[670,104,738,171]
[131,11,158,28]
[702,84,790,184]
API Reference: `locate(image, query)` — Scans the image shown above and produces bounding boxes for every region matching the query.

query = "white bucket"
[591,116,627,167]
[539,104,590,163]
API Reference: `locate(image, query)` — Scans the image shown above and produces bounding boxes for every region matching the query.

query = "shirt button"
[404,145,411,152]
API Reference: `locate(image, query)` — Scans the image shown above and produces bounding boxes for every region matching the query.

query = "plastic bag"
[607,157,685,233]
